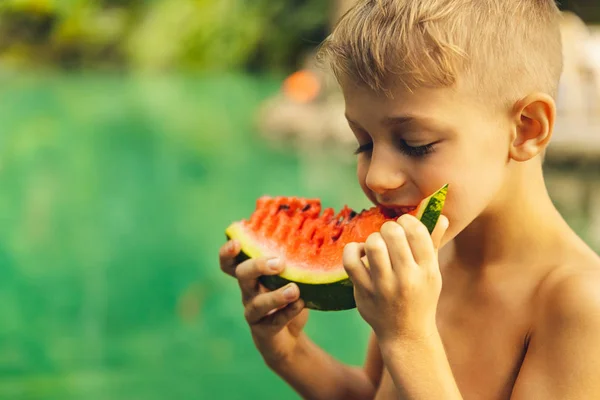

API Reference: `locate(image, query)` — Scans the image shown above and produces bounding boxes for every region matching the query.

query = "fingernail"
[283,284,297,300]
[266,258,280,271]
[229,240,238,252]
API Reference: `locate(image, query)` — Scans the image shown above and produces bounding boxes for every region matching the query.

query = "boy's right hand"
[219,240,309,367]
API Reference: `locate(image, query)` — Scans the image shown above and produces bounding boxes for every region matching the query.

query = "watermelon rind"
[225,224,355,311]
[413,184,448,234]
[260,275,355,311]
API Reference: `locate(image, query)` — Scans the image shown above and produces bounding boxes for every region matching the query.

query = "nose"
[364,147,408,195]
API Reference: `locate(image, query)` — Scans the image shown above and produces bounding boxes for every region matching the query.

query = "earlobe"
[509,93,556,162]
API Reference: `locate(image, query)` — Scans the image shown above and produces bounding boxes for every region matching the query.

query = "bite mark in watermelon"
[225,184,448,311]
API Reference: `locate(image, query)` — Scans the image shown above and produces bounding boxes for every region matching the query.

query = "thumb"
[431,214,449,251]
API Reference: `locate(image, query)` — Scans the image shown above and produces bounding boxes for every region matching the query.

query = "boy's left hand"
[343,214,449,344]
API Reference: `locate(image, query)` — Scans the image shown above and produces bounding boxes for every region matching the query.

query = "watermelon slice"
[225,184,448,311]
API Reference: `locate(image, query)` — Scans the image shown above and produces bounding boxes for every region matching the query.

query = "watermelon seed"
[278,204,290,211]
[302,204,311,212]
[315,236,324,249]
[331,227,344,242]
[297,216,307,232]
[308,226,317,242]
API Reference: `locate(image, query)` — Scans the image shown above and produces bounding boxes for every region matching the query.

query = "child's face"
[340,81,513,241]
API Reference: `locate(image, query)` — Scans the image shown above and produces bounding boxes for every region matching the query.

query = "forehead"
[340,80,492,133]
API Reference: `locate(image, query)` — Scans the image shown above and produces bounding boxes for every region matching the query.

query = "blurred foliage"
[1,0,599,72]
[0,0,330,72]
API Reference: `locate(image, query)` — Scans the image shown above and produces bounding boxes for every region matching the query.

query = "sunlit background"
[0,1,598,399]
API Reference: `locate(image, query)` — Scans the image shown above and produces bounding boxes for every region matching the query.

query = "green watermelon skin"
[414,184,448,234]
[260,275,355,311]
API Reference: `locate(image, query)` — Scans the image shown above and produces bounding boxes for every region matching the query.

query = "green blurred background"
[0,1,598,399]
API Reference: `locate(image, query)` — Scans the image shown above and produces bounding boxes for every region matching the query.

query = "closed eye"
[353,142,373,155]
[354,141,438,157]
[399,141,437,157]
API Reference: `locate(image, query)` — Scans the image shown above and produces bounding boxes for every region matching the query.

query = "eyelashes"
[353,142,373,155]
[353,141,437,158]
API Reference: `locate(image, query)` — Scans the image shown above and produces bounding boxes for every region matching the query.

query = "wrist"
[374,321,440,347]
[377,330,462,399]
[378,328,441,358]
[263,333,311,371]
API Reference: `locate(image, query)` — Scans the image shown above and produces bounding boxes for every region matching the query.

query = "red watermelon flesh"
[226,196,404,285]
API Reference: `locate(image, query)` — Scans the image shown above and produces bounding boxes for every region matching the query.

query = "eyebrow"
[345,114,438,130]
[383,115,419,128]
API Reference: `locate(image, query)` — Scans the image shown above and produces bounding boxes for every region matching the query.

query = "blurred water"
[0,73,373,400]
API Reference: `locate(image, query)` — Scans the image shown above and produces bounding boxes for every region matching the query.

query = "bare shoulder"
[509,248,600,399]
[535,248,600,322]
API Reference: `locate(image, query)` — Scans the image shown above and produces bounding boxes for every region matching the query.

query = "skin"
[219,78,600,400]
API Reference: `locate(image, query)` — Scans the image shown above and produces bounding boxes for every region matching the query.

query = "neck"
[447,160,572,270]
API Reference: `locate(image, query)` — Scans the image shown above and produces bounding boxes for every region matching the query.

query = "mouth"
[380,205,417,218]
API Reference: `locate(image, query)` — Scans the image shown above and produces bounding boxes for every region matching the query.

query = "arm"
[343,215,461,399]
[271,331,381,400]
[220,243,378,400]
[510,272,600,399]
[379,334,462,400]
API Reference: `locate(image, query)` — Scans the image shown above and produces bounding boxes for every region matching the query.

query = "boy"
[219,0,600,398]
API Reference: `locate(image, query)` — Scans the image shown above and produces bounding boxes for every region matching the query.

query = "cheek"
[439,137,508,229]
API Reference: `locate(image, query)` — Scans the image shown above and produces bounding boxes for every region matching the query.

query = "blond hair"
[318,0,564,107]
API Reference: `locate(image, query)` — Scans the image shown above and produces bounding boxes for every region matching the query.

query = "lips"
[380,205,417,218]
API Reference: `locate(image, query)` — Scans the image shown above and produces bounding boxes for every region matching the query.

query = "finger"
[380,221,414,269]
[364,232,394,284]
[431,214,450,251]
[245,283,300,325]
[396,214,434,265]
[219,240,241,277]
[343,242,373,292]
[236,256,284,301]
[259,299,305,333]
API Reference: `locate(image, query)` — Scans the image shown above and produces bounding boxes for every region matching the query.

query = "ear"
[509,93,556,162]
